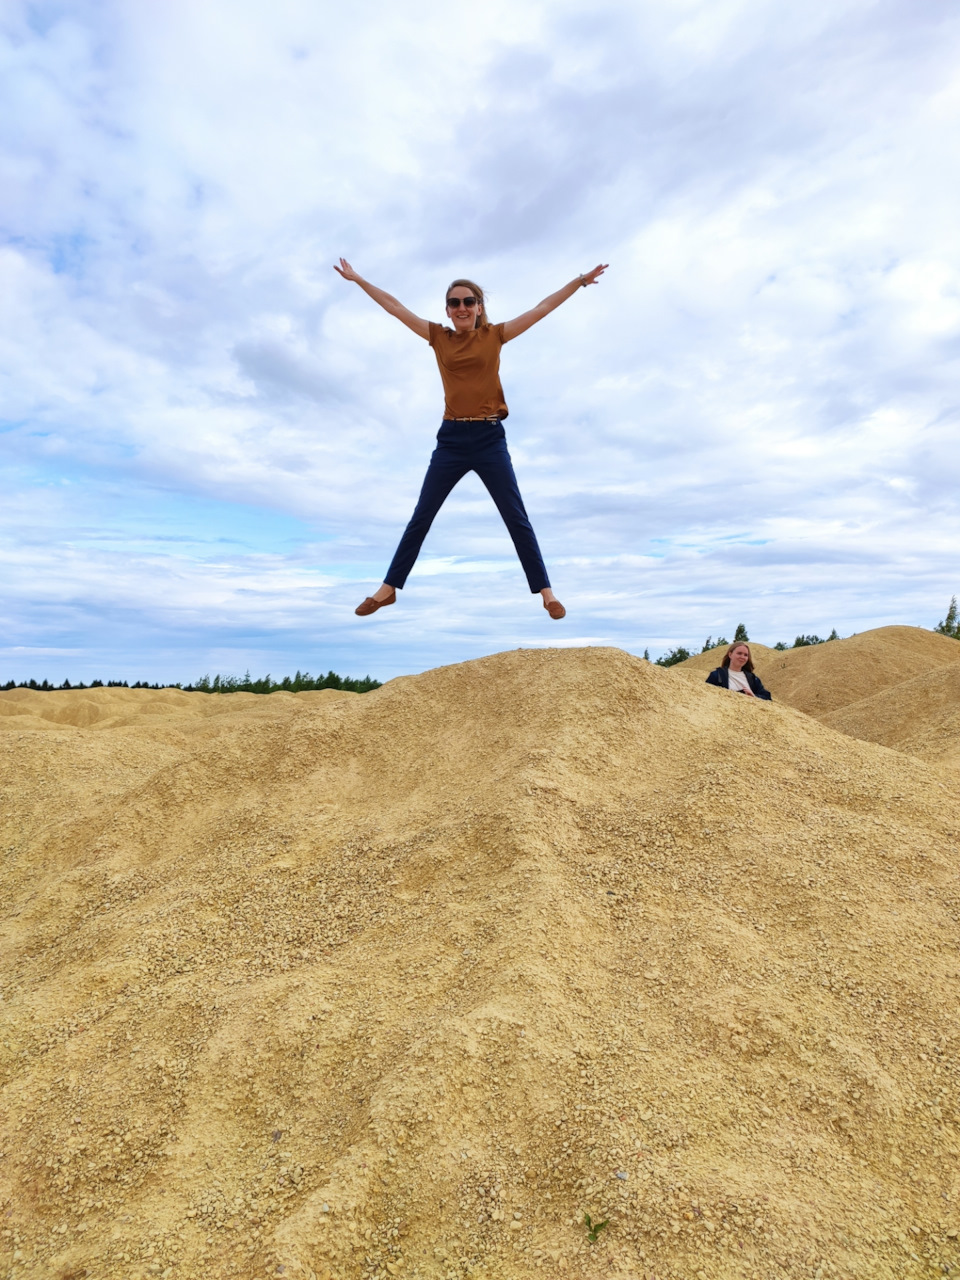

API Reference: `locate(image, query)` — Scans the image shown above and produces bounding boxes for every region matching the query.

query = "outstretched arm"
[501,263,608,341]
[333,258,430,340]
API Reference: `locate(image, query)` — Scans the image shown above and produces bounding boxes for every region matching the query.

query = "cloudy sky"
[2,0,959,684]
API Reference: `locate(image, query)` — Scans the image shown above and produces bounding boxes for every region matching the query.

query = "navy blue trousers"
[385,419,551,592]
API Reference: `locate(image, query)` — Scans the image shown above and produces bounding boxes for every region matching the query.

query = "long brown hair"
[721,642,754,673]
[446,278,488,329]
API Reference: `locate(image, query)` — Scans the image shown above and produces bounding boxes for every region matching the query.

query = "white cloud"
[1,0,959,681]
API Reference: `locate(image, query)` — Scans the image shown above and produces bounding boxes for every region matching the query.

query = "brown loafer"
[355,589,396,617]
[544,598,566,620]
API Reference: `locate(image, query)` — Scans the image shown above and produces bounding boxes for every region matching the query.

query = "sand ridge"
[821,661,960,771]
[1,644,960,1279]
[678,626,960,769]
[0,686,354,732]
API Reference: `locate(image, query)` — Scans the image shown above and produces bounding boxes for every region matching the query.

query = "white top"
[727,668,751,694]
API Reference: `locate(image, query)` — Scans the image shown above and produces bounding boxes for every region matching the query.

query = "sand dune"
[678,625,960,716]
[0,685,354,731]
[754,626,960,718]
[2,646,960,1279]
[679,626,960,769]
[821,660,960,771]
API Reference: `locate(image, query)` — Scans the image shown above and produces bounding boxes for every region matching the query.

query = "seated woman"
[705,642,773,700]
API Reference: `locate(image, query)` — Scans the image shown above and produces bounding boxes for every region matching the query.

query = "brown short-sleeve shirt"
[428,321,509,420]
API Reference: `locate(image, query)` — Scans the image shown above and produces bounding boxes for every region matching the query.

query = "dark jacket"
[705,667,773,701]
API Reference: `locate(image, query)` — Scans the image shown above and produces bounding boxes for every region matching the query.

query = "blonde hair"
[446,278,488,328]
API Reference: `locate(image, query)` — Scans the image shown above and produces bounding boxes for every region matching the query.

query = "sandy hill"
[821,661,960,773]
[0,685,353,732]
[677,627,960,761]
[2,649,960,1280]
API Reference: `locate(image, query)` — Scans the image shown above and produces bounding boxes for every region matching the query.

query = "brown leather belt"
[444,415,501,423]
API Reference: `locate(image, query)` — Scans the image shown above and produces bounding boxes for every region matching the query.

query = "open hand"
[581,263,609,286]
[334,257,360,282]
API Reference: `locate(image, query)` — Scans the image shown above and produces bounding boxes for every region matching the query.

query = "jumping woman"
[333,258,608,618]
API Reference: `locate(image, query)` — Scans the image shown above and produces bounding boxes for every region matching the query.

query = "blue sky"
[2,0,959,683]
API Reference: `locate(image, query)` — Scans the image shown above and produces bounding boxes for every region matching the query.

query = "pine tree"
[935,597,960,639]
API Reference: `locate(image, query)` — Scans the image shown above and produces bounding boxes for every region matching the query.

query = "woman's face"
[446,288,482,332]
[729,645,750,672]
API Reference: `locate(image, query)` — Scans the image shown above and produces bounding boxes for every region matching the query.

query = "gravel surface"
[679,625,960,775]
[1,640,959,1279]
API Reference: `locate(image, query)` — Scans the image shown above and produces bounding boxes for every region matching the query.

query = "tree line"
[189,670,381,694]
[648,623,840,668]
[0,670,381,695]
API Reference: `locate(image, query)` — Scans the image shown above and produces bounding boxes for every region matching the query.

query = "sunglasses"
[446,296,478,309]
